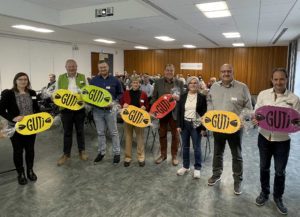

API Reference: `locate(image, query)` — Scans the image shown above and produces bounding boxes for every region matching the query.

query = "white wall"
[72,43,124,76]
[0,36,124,91]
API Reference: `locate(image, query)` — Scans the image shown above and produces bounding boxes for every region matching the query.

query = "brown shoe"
[155,156,167,164]
[57,155,70,166]
[79,151,88,161]
[172,158,179,166]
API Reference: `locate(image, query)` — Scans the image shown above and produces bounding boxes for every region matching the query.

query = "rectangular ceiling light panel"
[196,1,231,18]
[12,25,54,33]
[155,36,175,41]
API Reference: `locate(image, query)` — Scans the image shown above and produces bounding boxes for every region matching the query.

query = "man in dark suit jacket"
[150,64,184,166]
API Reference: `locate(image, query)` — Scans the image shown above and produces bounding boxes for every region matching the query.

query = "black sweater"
[177,92,207,132]
[0,89,39,123]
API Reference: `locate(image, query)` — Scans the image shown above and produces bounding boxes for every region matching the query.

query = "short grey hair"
[186,76,200,85]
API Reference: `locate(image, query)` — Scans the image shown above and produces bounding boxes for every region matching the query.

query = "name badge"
[106,86,111,89]
[231,97,237,101]
[32,96,37,99]
[140,99,144,103]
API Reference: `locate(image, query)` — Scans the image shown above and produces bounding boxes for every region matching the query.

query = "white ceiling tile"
[0,0,299,48]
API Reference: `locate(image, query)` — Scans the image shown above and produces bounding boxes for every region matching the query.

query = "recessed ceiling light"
[203,10,231,18]
[155,36,175,42]
[222,32,241,38]
[196,1,228,12]
[94,39,116,44]
[232,43,245,47]
[183,45,196,48]
[134,46,148,50]
[196,1,231,18]
[12,25,54,33]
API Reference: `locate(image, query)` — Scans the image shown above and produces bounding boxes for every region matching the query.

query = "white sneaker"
[177,167,190,176]
[193,170,201,179]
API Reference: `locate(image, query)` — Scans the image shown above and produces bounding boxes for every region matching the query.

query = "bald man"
[206,64,252,195]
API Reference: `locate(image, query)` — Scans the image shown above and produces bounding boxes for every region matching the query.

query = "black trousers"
[258,133,290,198]
[10,132,36,173]
[212,130,243,183]
[61,108,85,156]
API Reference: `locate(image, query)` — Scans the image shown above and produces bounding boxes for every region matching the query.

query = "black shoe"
[27,169,37,181]
[255,192,269,206]
[274,197,288,215]
[113,155,120,164]
[124,161,130,167]
[138,161,145,167]
[94,153,105,164]
[208,176,221,186]
[234,182,242,195]
[17,172,28,185]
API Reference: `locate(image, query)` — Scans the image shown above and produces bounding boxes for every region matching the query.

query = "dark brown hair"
[272,67,288,78]
[12,72,31,92]
[98,60,109,65]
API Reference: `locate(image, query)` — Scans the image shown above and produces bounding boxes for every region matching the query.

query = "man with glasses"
[207,64,252,195]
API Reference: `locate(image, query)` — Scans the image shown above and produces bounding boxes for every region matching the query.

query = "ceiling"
[0,0,299,50]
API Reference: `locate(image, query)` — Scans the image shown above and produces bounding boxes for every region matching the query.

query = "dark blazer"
[150,77,184,120]
[0,89,39,123]
[177,92,207,132]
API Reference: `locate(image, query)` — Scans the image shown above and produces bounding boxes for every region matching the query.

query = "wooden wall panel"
[124,46,288,94]
[91,52,99,76]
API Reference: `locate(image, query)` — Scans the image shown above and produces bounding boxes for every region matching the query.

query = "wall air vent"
[141,0,178,20]
[272,28,288,44]
[198,33,219,47]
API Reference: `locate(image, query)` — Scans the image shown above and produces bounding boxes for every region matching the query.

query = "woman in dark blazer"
[0,72,39,185]
[176,76,207,179]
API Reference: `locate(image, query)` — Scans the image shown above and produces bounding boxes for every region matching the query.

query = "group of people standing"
[0,59,299,215]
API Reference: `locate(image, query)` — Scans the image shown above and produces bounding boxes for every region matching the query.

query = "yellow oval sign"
[15,112,53,135]
[121,105,151,128]
[202,110,241,134]
[53,89,84,110]
[81,85,112,107]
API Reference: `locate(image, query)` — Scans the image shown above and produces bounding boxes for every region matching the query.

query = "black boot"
[27,169,37,181]
[17,169,28,185]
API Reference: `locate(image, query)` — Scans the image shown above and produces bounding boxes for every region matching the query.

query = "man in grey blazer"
[151,64,184,166]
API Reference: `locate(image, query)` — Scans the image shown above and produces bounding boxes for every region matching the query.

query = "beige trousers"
[124,123,145,162]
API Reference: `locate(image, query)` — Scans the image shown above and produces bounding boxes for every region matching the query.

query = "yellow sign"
[121,105,151,128]
[15,112,53,135]
[81,85,112,107]
[53,89,84,110]
[202,110,241,134]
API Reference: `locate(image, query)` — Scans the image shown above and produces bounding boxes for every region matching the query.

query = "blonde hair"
[130,75,141,83]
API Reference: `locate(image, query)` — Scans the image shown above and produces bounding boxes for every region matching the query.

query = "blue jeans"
[181,121,202,170]
[93,108,120,155]
[258,133,290,198]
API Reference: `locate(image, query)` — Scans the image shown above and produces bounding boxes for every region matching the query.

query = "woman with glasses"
[176,76,207,179]
[0,72,40,185]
